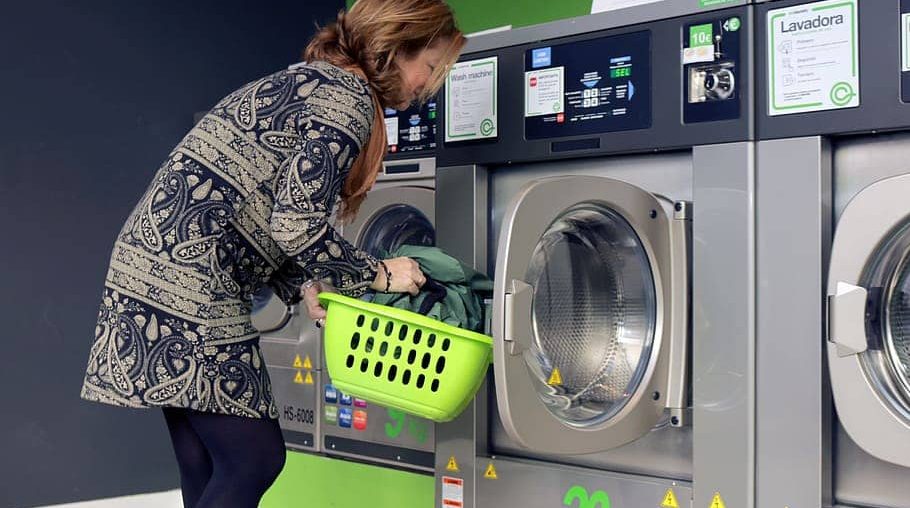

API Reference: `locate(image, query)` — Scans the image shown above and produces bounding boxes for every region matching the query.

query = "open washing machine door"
[827,173,910,468]
[491,175,689,455]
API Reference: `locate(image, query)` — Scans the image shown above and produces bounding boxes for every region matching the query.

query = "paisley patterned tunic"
[81,62,379,419]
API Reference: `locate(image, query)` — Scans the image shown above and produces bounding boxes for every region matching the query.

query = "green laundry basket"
[319,292,493,422]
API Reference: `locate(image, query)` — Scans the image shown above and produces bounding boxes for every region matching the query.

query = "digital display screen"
[524,31,651,140]
[385,98,437,154]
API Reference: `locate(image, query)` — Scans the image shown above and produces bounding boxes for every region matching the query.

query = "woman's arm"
[269,134,379,298]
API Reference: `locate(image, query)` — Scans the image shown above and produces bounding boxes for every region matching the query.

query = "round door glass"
[861,221,910,417]
[881,234,910,403]
[886,256,910,394]
[358,204,435,256]
[524,203,657,427]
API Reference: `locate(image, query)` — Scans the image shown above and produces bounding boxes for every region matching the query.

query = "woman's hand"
[301,280,332,324]
[371,257,426,295]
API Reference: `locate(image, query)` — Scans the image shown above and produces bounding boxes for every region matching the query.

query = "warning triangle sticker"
[293,355,303,369]
[446,456,460,472]
[661,488,679,508]
[303,355,313,370]
[547,368,563,386]
[709,492,726,508]
[294,371,304,384]
[483,463,498,480]
[304,371,314,385]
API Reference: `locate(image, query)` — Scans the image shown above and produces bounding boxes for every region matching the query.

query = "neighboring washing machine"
[257,273,322,453]
[754,1,910,507]
[434,1,757,507]
[320,99,440,472]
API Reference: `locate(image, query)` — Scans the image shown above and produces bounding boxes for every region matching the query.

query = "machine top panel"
[438,5,754,167]
[384,98,438,160]
[462,0,751,54]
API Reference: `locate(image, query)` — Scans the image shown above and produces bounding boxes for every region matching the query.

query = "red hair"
[304,0,465,221]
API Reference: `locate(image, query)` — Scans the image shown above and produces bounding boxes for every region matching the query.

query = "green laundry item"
[370,245,491,332]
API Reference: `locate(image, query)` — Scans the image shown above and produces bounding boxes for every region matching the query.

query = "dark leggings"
[162,408,286,508]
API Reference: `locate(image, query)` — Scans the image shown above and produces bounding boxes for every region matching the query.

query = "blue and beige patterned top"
[81,62,379,419]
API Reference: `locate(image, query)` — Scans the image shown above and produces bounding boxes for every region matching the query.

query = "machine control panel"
[385,98,438,154]
[683,15,743,123]
[524,31,652,140]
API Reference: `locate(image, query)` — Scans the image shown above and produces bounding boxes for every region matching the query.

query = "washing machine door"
[250,287,293,333]
[344,186,436,254]
[827,173,910,468]
[492,175,688,455]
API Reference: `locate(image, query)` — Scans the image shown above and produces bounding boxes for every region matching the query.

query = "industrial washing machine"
[253,99,446,471]
[754,1,910,507]
[322,99,439,472]
[433,1,758,507]
[257,99,441,472]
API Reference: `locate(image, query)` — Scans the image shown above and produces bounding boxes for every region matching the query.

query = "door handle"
[503,279,533,356]
[828,281,869,357]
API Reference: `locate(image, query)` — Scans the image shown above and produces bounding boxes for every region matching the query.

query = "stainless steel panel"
[434,165,490,508]
[755,137,832,508]
[270,366,320,452]
[490,414,692,481]
[692,142,755,508]
[261,309,324,451]
[474,456,692,508]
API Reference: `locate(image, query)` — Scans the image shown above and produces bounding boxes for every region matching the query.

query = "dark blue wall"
[0,1,343,506]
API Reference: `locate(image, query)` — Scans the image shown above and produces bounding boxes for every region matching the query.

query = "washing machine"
[433,1,758,507]
[256,99,442,470]
[754,1,910,507]
[319,99,441,472]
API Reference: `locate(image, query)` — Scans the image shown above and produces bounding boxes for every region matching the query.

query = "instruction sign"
[445,56,498,142]
[768,0,859,116]
[903,13,910,72]
[525,67,565,117]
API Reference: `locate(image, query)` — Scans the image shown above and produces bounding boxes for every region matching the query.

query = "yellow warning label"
[303,355,313,370]
[304,371,314,385]
[294,370,304,384]
[547,368,563,386]
[446,456,460,472]
[483,463,498,480]
[293,355,303,369]
[709,492,726,508]
[661,488,679,508]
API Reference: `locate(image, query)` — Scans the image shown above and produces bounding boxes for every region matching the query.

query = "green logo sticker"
[830,82,856,106]
[724,17,741,32]
[385,408,405,438]
[563,485,612,508]
[690,23,714,48]
[385,408,429,444]
[480,118,495,136]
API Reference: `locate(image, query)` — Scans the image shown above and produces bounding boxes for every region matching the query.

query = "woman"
[80,1,465,506]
